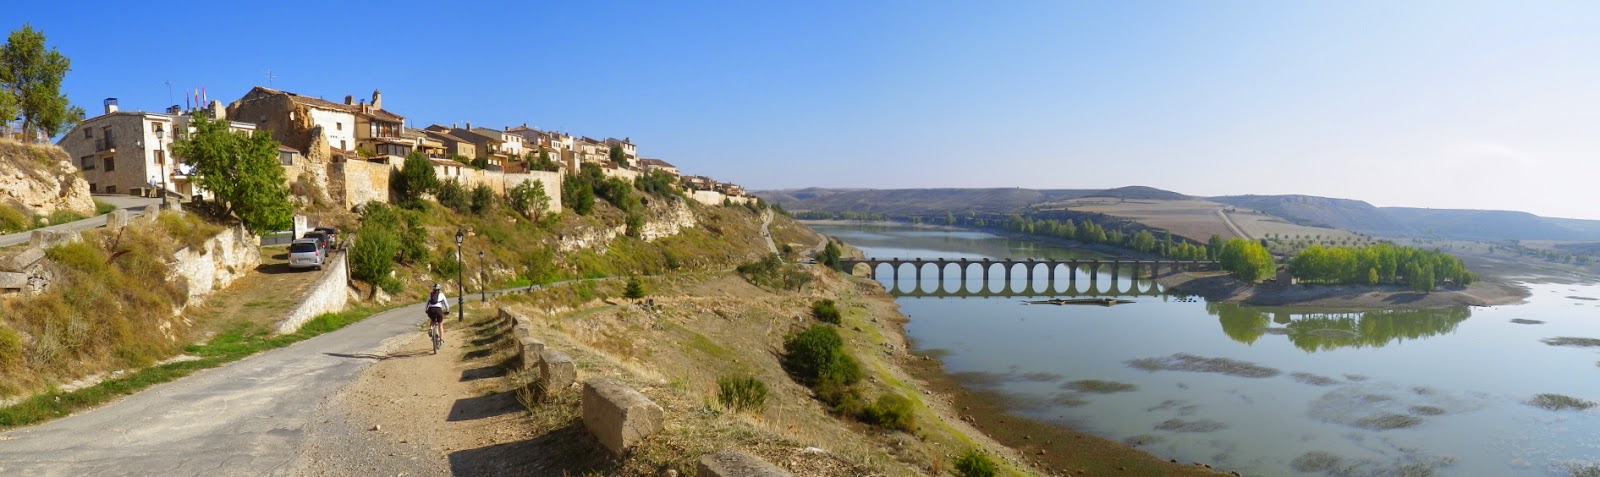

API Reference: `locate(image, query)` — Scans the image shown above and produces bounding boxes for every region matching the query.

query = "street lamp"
[479,250,486,302]
[155,126,167,209]
[455,228,465,322]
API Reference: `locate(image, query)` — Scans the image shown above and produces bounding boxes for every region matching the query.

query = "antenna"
[164,81,173,108]
[265,69,277,87]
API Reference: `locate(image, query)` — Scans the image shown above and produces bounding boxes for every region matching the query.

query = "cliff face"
[0,140,95,218]
[556,198,699,253]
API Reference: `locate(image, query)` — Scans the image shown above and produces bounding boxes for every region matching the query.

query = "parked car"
[287,238,325,270]
[312,226,339,250]
[302,231,331,253]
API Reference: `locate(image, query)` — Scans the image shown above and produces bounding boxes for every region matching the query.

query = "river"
[811,222,1600,477]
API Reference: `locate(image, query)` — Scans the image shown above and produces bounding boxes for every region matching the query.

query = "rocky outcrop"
[0,141,94,218]
[169,224,262,305]
[556,198,699,252]
[637,198,697,242]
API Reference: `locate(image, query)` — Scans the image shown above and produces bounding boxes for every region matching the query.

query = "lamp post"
[155,126,168,209]
[478,250,486,303]
[454,229,465,322]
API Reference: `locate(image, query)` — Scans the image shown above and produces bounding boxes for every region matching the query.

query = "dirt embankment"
[1159,272,1530,309]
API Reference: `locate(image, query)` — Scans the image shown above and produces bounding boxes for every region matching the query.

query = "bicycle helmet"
[433,283,442,291]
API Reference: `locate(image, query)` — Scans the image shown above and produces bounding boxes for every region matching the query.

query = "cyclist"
[426,283,449,350]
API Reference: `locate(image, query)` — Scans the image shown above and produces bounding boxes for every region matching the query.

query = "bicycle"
[427,320,443,354]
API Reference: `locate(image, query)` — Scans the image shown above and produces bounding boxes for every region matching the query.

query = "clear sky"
[13,1,1600,219]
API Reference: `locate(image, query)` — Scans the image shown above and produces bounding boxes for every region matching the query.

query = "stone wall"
[335,160,393,209]
[275,254,350,334]
[168,224,262,305]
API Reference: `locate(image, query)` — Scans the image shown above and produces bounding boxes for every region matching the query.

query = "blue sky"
[14,1,1600,219]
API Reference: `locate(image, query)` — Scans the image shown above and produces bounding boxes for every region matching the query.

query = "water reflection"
[1209,303,1473,352]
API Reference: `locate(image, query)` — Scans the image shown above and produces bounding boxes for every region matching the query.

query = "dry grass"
[504,269,1042,476]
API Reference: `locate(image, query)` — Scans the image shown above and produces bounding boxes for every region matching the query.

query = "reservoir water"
[811,222,1600,477]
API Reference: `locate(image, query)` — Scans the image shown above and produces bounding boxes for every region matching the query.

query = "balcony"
[95,138,117,153]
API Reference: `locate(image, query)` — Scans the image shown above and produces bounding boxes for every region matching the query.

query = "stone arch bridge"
[840,257,1217,296]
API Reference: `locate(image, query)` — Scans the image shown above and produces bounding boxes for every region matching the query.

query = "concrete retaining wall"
[275,254,350,334]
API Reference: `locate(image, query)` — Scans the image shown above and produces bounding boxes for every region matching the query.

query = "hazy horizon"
[16,1,1600,219]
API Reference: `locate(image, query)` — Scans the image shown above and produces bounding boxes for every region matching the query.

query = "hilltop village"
[54,87,751,213]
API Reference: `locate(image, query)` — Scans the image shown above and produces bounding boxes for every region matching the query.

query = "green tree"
[469,183,494,215]
[623,276,646,299]
[435,180,468,212]
[818,240,842,269]
[170,114,293,233]
[395,152,439,209]
[1207,234,1225,260]
[608,144,629,168]
[1218,238,1275,282]
[508,179,551,220]
[945,211,956,225]
[0,24,83,141]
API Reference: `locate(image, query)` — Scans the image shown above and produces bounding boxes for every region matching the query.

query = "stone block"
[697,451,795,477]
[30,229,79,249]
[516,337,545,371]
[581,377,663,456]
[105,209,129,230]
[0,272,26,291]
[6,247,43,271]
[513,323,533,340]
[540,350,576,392]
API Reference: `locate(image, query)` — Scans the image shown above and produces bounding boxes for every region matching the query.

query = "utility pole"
[265,69,276,87]
[164,81,173,109]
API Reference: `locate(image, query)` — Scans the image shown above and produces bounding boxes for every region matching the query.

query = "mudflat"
[1159,272,1530,309]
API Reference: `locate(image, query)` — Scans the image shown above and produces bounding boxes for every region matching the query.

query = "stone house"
[576,136,610,165]
[424,124,507,171]
[402,128,446,158]
[60,99,252,199]
[604,137,636,164]
[226,86,365,155]
[422,128,478,160]
[683,175,716,191]
[639,158,679,177]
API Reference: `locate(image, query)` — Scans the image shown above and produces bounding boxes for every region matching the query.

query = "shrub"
[45,240,107,274]
[0,205,27,232]
[737,254,812,291]
[624,276,646,299]
[861,393,915,431]
[349,226,398,284]
[811,299,841,324]
[437,180,469,212]
[469,184,495,215]
[782,325,861,389]
[953,449,998,477]
[432,253,462,279]
[0,325,22,369]
[716,375,768,413]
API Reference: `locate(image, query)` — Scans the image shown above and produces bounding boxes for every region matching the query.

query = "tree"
[0,25,83,141]
[170,114,293,233]
[1207,235,1225,260]
[395,152,439,209]
[435,180,468,212]
[608,145,629,168]
[818,240,842,269]
[469,183,495,215]
[508,179,551,220]
[624,276,646,299]
[1218,238,1275,282]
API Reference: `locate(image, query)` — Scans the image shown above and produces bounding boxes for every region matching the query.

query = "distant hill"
[758,187,1097,216]
[1209,195,1410,236]
[1381,208,1594,241]
[759,187,1600,242]
[1083,186,1190,201]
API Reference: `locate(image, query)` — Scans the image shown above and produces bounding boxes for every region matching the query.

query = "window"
[106,185,117,194]
[84,128,92,138]
[153,149,165,165]
[104,158,115,171]
[151,122,162,133]
[81,156,95,170]
[340,140,347,151]
[336,122,342,131]
[89,183,97,193]
[279,151,294,166]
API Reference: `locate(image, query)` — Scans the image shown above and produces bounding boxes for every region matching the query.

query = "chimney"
[103,98,119,114]
[371,89,382,110]
[465,122,472,131]
[344,95,354,105]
